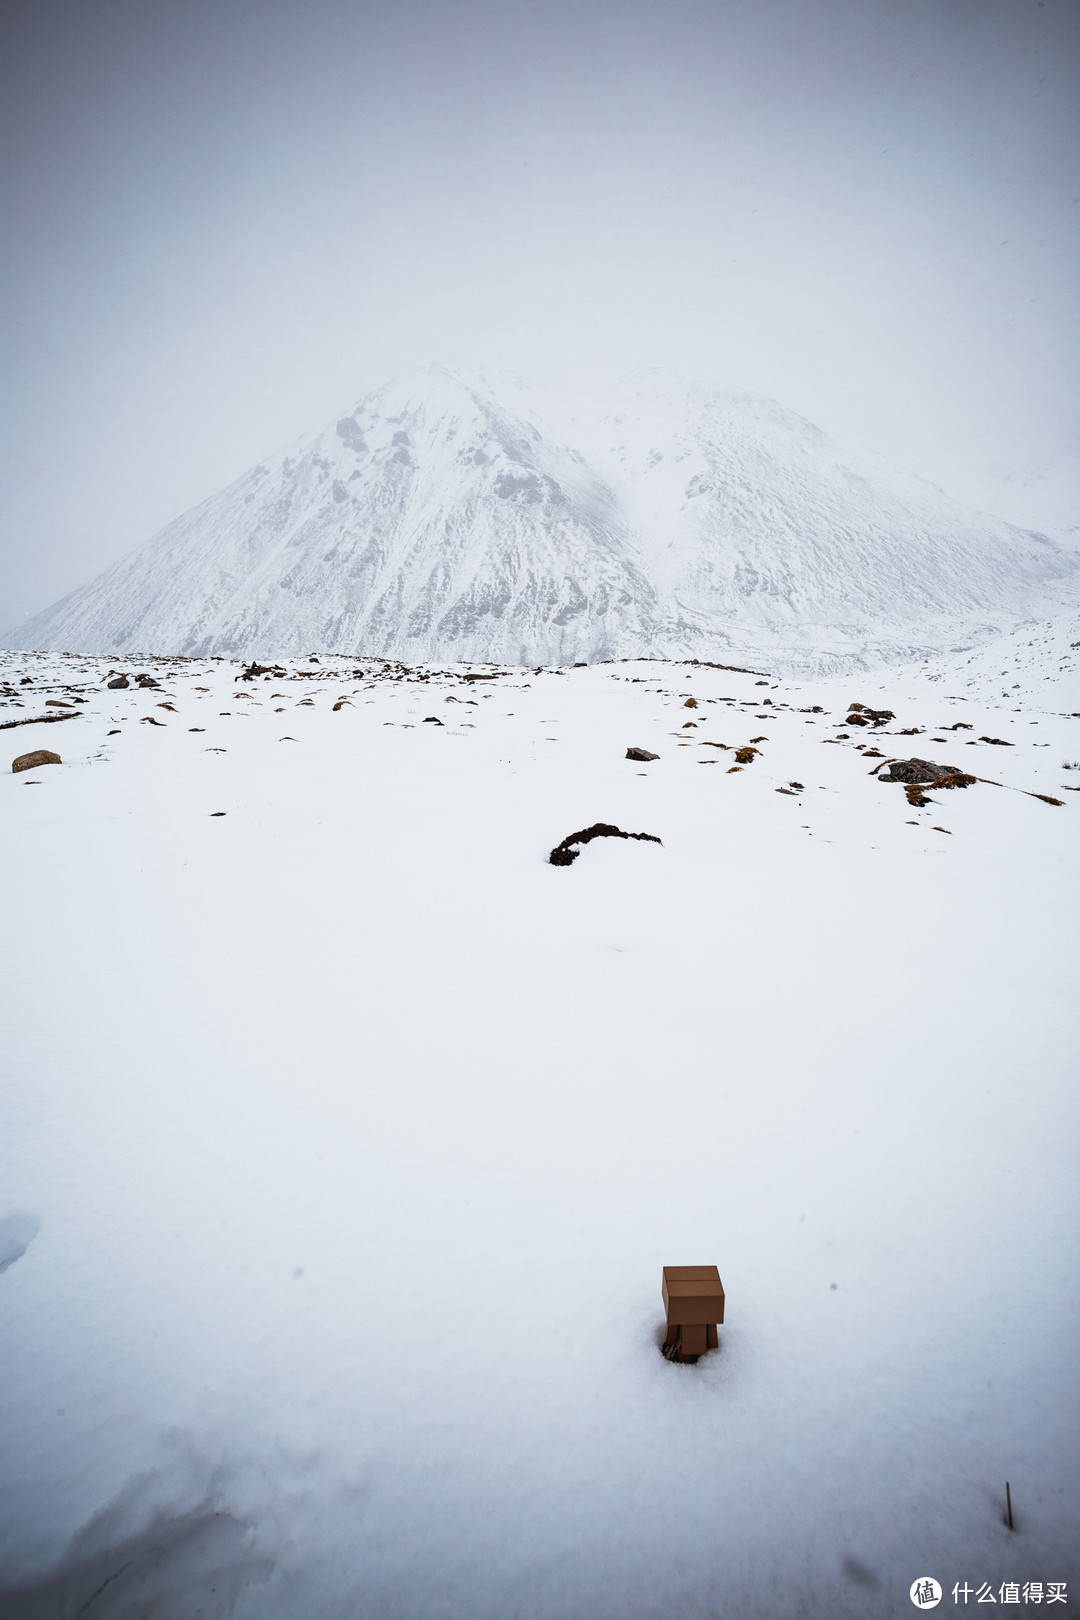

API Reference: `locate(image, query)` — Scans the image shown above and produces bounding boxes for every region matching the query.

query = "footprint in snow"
[0,1213,40,1275]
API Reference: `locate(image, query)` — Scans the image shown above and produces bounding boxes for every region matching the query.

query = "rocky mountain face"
[6,366,1076,671]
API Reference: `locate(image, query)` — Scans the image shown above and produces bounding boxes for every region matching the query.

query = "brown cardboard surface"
[679,1323,709,1355]
[662,1265,725,1325]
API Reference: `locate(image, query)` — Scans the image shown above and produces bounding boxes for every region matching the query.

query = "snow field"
[1,645,1077,1617]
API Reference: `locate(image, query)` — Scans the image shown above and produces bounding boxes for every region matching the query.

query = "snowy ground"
[1,620,1078,1618]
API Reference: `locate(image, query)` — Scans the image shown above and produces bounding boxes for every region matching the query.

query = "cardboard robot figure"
[661,1266,725,1363]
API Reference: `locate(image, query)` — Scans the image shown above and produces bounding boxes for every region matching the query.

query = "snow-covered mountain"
[6,365,1077,669]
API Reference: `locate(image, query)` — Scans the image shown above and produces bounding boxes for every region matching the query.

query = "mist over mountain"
[6,366,1076,673]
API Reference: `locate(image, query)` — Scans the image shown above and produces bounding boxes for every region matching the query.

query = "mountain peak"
[5,367,1076,671]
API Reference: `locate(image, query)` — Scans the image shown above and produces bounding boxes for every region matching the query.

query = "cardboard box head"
[662,1265,725,1326]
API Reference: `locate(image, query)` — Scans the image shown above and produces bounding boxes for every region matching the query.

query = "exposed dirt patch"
[0,711,81,732]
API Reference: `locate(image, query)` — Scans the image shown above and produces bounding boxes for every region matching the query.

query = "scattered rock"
[626,747,659,761]
[140,716,165,725]
[106,676,129,689]
[878,757,967,785]
[12,749,61,773]
[549,823,662,866]
[846,704,894,726]
[979,736,1013,745]
[45,699,74,708]
[423,716,444,724]
[683,698,698,708]
[240,662,286,680]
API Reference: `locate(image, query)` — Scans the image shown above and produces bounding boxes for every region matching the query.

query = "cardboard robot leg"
[662,1322,706,1363]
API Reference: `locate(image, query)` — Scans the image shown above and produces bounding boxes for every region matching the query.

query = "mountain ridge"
[6,364,1076,673]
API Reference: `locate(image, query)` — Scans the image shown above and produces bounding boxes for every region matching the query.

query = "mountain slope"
[6,365,1076,667]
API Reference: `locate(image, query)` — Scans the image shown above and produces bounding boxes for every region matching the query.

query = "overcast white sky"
[2,0,1077,629]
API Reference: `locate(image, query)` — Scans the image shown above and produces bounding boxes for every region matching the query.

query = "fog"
[2,0,1077,631]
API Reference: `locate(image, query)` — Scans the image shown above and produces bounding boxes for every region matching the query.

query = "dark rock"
[549,822,662,866]
[240,662,286,680]
[979,736,1013,745]
[626,747,659,761]
[423,716,444,724]
[879,757,965,784]
[12,749,61,773]
[107,676,129,689]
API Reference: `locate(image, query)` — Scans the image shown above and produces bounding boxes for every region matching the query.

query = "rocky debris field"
[3,633,1077,851]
